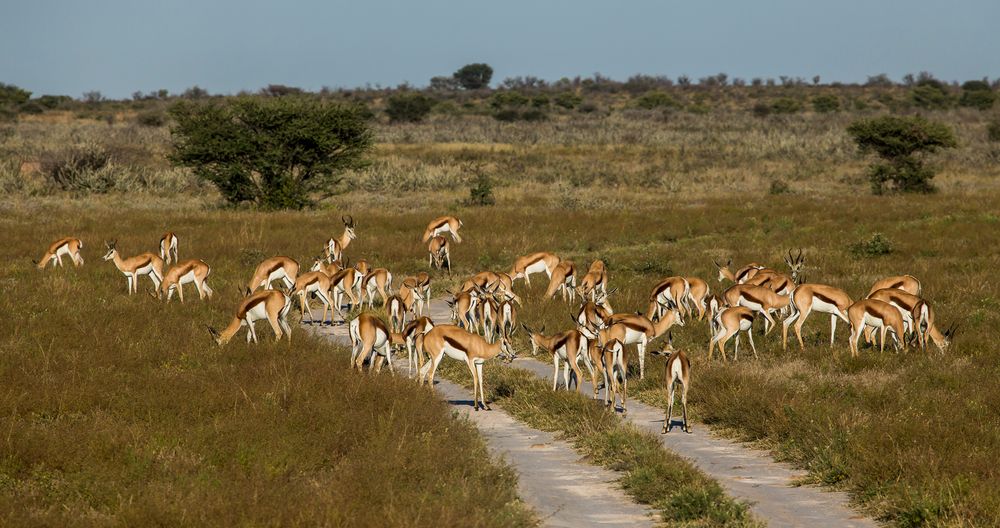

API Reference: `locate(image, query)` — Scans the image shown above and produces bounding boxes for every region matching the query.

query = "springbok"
[510,252,561,287]
[208,290,291,345]
[867,275,922,297]
[158,259,213,302]
[422,215,463,243]
[647,276,689,320]
[159,232,178,265]
[576,259,608,300]
[248,256,299,292]
[291,271,336,326]
[102,240,164,294]
[325,215,356,263]
[709,306,757,361]
[652,336,691,433]
[722,284,791,334]
[782,283,853,351]
[428,235,452,274]
[847,299,905,357]
[418,325,516,411]
[35,237,84,269]
[581,303,684,380]
[361,267,393,308]
[544,260,576,301]
[714,259,767,284]
[523,324,589,393]
[866,288,956,353]
[683,276,710,320]
[599,339,629,413]
[349,313,399,374]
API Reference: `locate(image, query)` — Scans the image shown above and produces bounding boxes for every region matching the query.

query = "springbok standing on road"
[653,336,691,434]
[418,325,517,411]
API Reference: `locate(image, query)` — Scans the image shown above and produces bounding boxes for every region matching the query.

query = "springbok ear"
[726,258,732,266]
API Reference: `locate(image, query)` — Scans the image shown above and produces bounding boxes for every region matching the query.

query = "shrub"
[490,91,529,109]
[493,109,520,122]
[911,80,953,109]
[453,63,493,90]
[136,111,166,127]
[18,101,45,115]
[769,179,791,194]
[40,145,113,191]
[771,97,803,114]
[465,172,495,206]
[751,102,771,118]
[35,95,72,109]
[812,94,841,113]
[850,233,893,258]
[169,96,373,209]
[519,108,547,121]
[578,102,598,113]
[987,118,1000,142]
[531,95,549,108]
[385,93,436,123]
[0,83,31,106]
[847,115,957,194]
[635,90,681,110]
[554,92,582,109]
[959,80,995,110]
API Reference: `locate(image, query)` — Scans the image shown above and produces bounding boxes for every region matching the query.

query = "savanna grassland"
[2,86,1000,526]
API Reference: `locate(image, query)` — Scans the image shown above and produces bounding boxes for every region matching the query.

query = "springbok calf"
[647,276,689,320]
[866,288,956,353]
[418,325,516,411]
[248,256,299,292]
[709,306,757,361]
[159,232,178,265]
[428,236,452,274]
[102,240,164,294]
[208,290,291,345]
[544,260,576,301]
[782,283,853,351]
[422,215,463,243]
[325,215,356,263]
[523,324,589,393]
[35,237,84,269]
[652,336,691,433]
[291,271,335,325]
[714,259,767,284]
[361,267,393,308]
[847,299,905,357]
[349,313,399,374]
[722,284,791,334]
[159,259,213,302]
[510,252,561,287]
[867,275,922,297]
[576,260,608,300]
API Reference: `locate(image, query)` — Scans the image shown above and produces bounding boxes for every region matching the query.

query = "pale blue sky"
[2,0,998,99]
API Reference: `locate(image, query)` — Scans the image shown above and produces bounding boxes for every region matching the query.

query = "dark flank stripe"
[886,294,915,311]
[443,335,468,353]
[739,313,754,323]
[265,260,287,277]
[813,291,840,307]
[135,258,152,269]
[740,291,766,306]
[619,320,650,333]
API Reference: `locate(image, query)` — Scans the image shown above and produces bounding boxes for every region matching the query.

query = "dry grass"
[0,205,536,527]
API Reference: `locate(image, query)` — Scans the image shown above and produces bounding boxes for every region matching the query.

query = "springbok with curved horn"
[248,256,299,293]
[782,283,852,351]
[653,335,691,433]
[103,240,164,294]
[325,215,357,263]
[783,248,805,283]
[207,290,291,345]
[847,299,905,357]
[35,237,84,269]
[418,325,516,410]
[544,260,576,301]
[575,289,616,332]
[867,275,922,297]
[709,306,757,361]
[422,215,463,243]
[159,232,178,265]
[428,235,452,274]
[158,259,213,302]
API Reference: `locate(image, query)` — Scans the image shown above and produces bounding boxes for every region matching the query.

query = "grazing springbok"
[361,267,393,308]
[291,271,336,326]
[847,299,905,357]
[523,324,589,393]
[248,256,299,292]
[208,290,291,345]
[782,283,853,351]
[102,240,164,294]
[35,237,84,269]
[648,276,689,320]
[866,288,956,353]
[652,336,691,433]
[418,325,517,411]
[400,316,435,375]
[329,267,361,320]
[576,259,608,300]
[349,313,399,374]
[159,232,178,265]
[422,215,463,243]
[428,235,452,274]
[714,259,767,284]
[544,260,577,301]
[683,276,710,320]
[581,303,684,380]
[867,275,922,297]
[709,306,757,361]
[510,252,561,287]
[722,284,791,334]
[325,215,356,263]
[158,259,213,302]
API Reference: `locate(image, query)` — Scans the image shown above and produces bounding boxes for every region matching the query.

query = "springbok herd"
[35,214,957,434]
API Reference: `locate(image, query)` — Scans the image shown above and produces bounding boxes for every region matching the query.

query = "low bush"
[850,232,893,258]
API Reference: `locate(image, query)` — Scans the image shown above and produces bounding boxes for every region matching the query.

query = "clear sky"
[3,0,998,99]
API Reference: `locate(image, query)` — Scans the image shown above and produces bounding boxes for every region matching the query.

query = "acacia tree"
[453,63,493,90]
[169,97,373,209]
[847,115,957,194]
